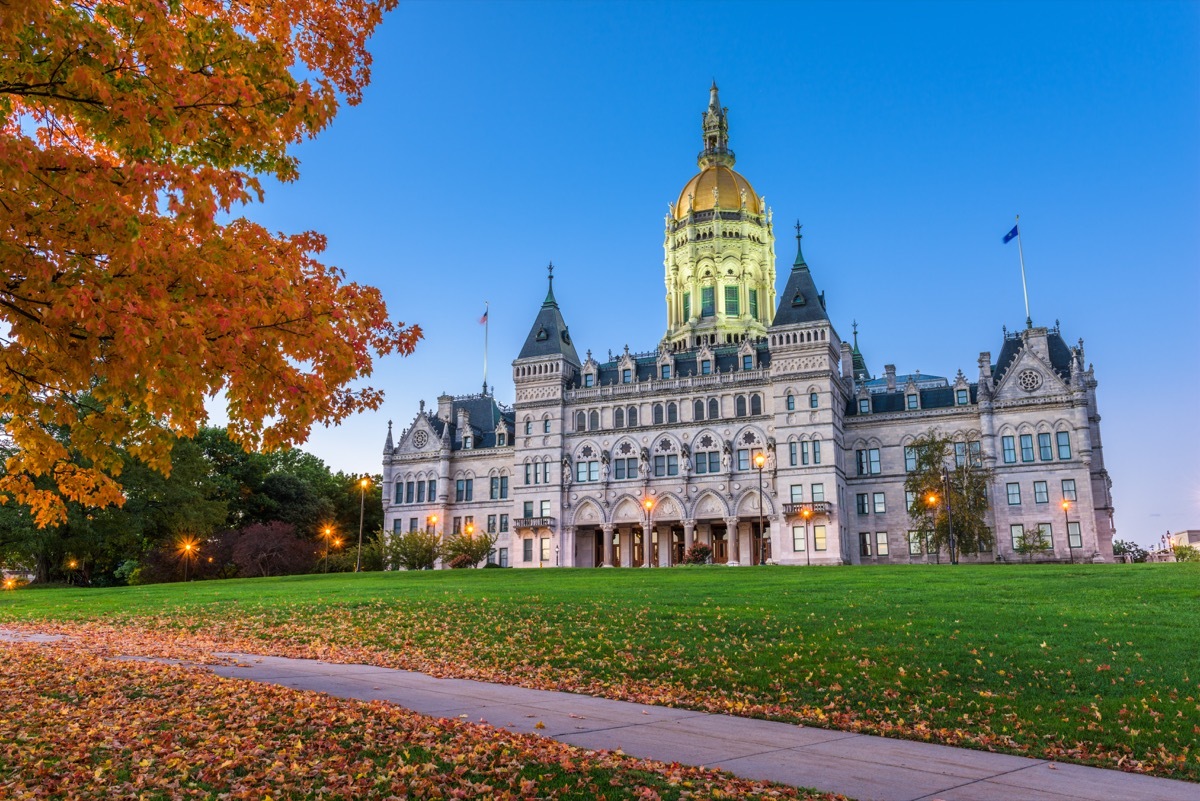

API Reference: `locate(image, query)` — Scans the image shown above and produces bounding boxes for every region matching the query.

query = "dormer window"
[956,389,968,405]
[701,359,712,375]
[858,398,870,414]
[906,394,918,410]
[661,365,671,379]
[584,374,594,388]
[497,433,506,446]
[742,354,753,370]
[622,368,632,383]
[462,436,472,449]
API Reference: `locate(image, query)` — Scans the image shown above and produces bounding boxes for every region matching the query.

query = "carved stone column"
[601,523,614,568]
[725,516,741,565]
[561,526,574,567]
[683,519,695,553]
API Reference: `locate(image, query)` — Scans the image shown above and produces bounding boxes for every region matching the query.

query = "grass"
[3,563,1198,781]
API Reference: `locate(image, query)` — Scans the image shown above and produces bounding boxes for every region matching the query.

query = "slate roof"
[845,384,979,417]
[992,329,1074,386]
[570,342,771,388]
[518,272,581,366]
[771,231,830,327]
[423,394,515,452]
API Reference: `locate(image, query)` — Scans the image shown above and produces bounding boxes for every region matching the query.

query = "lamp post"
[925,491,940,564]
[942,468,956,565]
[427,514,438,537]
[801,507,812,566]
[356,475,370,573]
[643,498,654,568]
[1063,500,1073,563]
[322,525,334,573]
[182,542,195,582]
[754,451,766,566]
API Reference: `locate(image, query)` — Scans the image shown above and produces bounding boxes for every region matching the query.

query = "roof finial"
[542,261,557,307]
[792,221,807,269]
[852,320,859,350]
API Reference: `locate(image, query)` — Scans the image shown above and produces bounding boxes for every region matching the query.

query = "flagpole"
[1015,214,1031,328]
[483,301,489,395]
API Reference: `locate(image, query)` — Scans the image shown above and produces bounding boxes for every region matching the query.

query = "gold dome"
[674,165,762,219]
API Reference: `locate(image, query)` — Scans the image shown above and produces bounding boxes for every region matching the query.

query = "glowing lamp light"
[643,498,653,511]
[754,452,766,469]
[1061,500,1070,511]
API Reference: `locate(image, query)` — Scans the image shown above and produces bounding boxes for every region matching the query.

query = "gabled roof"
[992,328,1074,386]
[422,394,515,452]
[771,227,830,327]
[845,384,978,416]
[517,265,581,366]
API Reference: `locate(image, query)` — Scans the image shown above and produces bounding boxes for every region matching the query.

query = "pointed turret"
[771,223,830,326]
[698,81,735,169]
[850,321,871,381]
[517,263,581,366]
[383,419,393,453]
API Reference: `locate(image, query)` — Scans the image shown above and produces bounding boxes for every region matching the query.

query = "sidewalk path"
[5,631,1197,801]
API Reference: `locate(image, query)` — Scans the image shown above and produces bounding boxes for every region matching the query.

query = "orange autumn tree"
[0,0,417,527]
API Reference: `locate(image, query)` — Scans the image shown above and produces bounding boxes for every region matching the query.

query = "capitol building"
[382,85,1115,568]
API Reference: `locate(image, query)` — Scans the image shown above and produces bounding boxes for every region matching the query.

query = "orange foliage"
[0,0,417,525]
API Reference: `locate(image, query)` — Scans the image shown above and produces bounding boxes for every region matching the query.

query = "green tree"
[441,530,499,568]
[1113,539,1148,563]
[391,529,441,571]
[1013,526,1051,562]
[903,430,994,562]
[1172,545,1199,563]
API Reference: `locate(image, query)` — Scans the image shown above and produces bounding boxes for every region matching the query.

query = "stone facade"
[382,87,1115,568]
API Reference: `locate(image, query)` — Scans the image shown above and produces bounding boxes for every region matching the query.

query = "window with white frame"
[1034,481,1049,504]
[908,531,923,554]
[876,532,889,556]
[873,492,886,514]
[790,484,804,503]
[1006,483,1021,505]
[1067,522,1082,549]
[858,398,870,414]
[1062,479,1077,501]
[813,525,827,550]
[811,483,825,502]
[792,526,806,551]
[1010,524,1024,549]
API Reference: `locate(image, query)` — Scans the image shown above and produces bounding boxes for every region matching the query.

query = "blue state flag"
[1003,224,1019,244]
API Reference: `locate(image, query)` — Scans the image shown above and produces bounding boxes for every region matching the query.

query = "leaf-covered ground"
[3,564,1197,782]
[0,640,838,799]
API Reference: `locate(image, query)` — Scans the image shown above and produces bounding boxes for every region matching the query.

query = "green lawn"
[3,563,1198,781]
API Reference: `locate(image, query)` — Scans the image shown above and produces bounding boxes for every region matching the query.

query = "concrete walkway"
[4,631,1197,801]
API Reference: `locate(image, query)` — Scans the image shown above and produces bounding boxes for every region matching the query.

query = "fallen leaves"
[0,639,840,800]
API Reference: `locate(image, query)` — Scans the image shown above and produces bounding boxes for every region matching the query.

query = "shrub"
[392,529,441,571]
[1113,539,1148,563]
[447,553,475,569]
[682,543,713,565]
[232,522,315,577]
[441,531,498,568]
[1173,545,1200,563]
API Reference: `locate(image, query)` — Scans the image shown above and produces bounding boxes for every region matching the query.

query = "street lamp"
[753,451,767,566]
[1063,499,1073,563]
[925,491,941,564]
[801,506,812,566]
[356,475,370,573]
[178,540,197,582]
[643,498,654,568]
[942,469,956,565]
[427,514,438,536]
[322,525,335,573]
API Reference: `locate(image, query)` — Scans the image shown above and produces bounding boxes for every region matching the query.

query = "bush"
[1173,545,1200,563]
[1113,539,1148,563]
[682,543,713,565]
[441,531,498,568]
[232,522,315,577]
[392,529,441,571]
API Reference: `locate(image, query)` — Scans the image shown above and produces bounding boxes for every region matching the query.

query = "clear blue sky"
[237,0,1200,547]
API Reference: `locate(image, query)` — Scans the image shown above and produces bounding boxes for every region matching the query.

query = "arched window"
[614,407,625,428]
[588,410,599,431]
[810,392,819,409]
[653,404,664,425]
[693,399,704,420]
[750,394,762,415]
[575,411,586,431]
[628,406,639,427]
[735,395,747,417]
[786,394,795,411]
[524,419,532,435]
[708,398,719,419]
[667,402,678,423]
[543,418,551,433]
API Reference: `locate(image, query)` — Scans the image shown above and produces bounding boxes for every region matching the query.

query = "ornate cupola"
[662,83,776,352]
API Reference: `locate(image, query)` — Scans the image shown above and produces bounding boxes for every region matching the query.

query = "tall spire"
[543,262,557,307]
[793,221,808,269]
[698,82,735,169]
